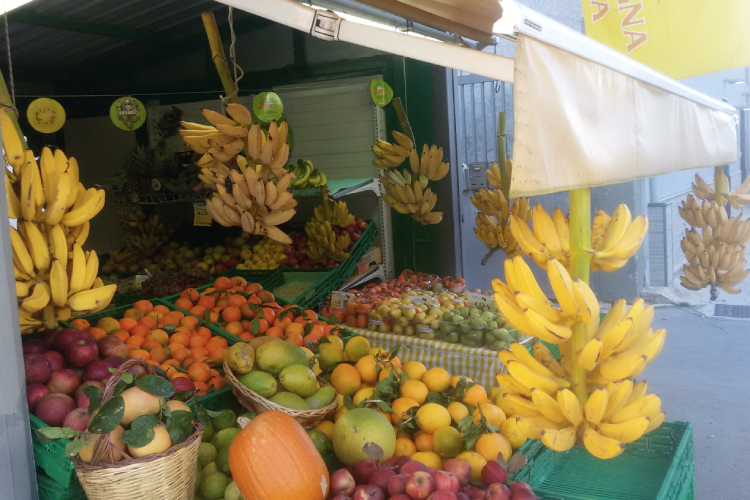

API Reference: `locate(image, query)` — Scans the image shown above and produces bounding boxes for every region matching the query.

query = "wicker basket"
[224,359,338,429]
[73,359,203,500]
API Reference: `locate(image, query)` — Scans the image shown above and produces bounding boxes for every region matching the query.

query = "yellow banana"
[508,256,548,302]
[532,341,567,377]
[645,411,665,434]
[515,292,566,325]
[61,189,105,227]
[551,208,571,255]
[71,221,90,246]
[547,259,579,318]
[583,424,626,459]
[50,258,69,307]
[502,393,543,417]
[603,380,634,420]
[524,308,573,344]
[45,171,73,225]
[599,318,634,360]
[584,387,609,424]
[5,172,21,218]
[515,416,565,440]
[82,250,99,291]
[507,360,565,395]
[591,210,611,251]
[68,244,86,295]
[597,416,650,443]
[626,380,648,406]
[15,279,31,298]
[510,342,558,378]
[599,353,647,381]
[531,388,568,423]
[20,160,38,221]
[600,204,632,251]
[39,147,59,208]
[22,221,50,272]
[572,279,599,324]
[608,394,661,424]
[496,373,532,398]
[1,109,24,170]
[578,337,603,370]
[509,215,553,266]
[494,293,531,334]
[557,388,584,425]
[9,226,34,276]
[21,281,50,313]
[48,223,68,263]
[67,284,117,312]
[541,425,577,452]
[532,204,564,258]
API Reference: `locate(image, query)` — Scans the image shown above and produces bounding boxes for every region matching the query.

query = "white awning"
[215,0,738,197]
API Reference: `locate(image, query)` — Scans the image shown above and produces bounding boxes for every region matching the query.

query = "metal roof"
[1,0,268,91]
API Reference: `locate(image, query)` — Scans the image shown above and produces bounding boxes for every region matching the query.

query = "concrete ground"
[643,305,749,499]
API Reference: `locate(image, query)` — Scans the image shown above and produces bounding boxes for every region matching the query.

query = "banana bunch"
[485,160,510,189]
[473,198,530,257]
[313,198,355,228]
[380,168,442,224]
[117,212,175,257]
[406,144,450,181]
[510,204,648,273]
[371,131,413,168]
[204,166,297,244]
[680,227,749,297]
[181,105,290,179]
[692,172,750,209]
[678,195,728,230]
[3,123,114,332]
[492,256,665,458]
[304,220,351,263]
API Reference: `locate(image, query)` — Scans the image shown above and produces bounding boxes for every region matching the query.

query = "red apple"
[26,383,50,412]
[481,461,508,487]
[456,494,471,500]
[510,489,538,500]
[484,483,512,500]
[62,407,89,431]
[434,471,460,493]
[390,496,411,500]
[53,328,90,352]
[354,460,379,485]
[46,369,81,394]
[369,468,395,492]
[22,339,49,355]
[82,360,113,383]
[330,468,356,496]
[460,485,480,496]
[385,456,411,470]
[428,491,458,500]
[41,326,62,345]
[509,483,532,494]
[97,336,128,359]
[352,485,384,500]
[35,393,76,426]
[400,460,428,475]
[171,377,196,393]
[65,338,99,368]
[43,350,66,371]
[428,467,439,476]
[75,381,104,408]
[388,474,410,496]
[406,471,435,500]
[332,496,353,500]
[470,492,485,500]
[103,357,125,369]
[24,353,51,384]
[443,459,472,486]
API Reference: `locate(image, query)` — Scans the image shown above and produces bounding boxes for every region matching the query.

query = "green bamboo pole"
[568,188,592,406]
[714,165,728,206]
[496,112,510,200]
[201,12,240,105]
[0,67,27,148]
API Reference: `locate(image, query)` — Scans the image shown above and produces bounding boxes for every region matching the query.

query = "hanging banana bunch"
[678,193,750,299]
[3,110,115,332]
[509,203,649,273]
[180,103,297,243]
[472,160,531,261]
[376,131,448,225]
[313,197,355,228]
[692,171,750,209]
[493,256,665,458]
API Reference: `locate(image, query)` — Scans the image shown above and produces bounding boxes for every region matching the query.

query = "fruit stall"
[1,0,742,499]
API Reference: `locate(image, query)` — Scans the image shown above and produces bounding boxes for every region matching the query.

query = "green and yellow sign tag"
[253,92,283,122]
[110,97,146,131]
[370,79,393,107]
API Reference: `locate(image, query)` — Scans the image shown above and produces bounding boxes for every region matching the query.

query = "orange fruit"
[134,300,155,314]
[119,317,138,332]
[208,348,227,362]
[168,342,184,354]
[180,316,199,329]
[150,347,169,364]
[395,437,417,457]
[138,316,157,330]
[204,341,223,353]
[88,327,106,340]
[128,349,150,360]
[239,332,254,341]
[195,326,212,339]
[423,368,451,393]
[189,305,207,318]
[391,397,419,426]
[475,432,512,463]
[245,283,262,294]
[456,451,488,482]
[169,371,189,381]
[188,362,211,382]
[146,329,169,346]
[463,384,488,406]
[330,364,362,397]
[415,403,452,434]
[174,298,194,310]
[266,326,284,338]
[414,433,433,452]
[122,308,144,320]
[141,340,162,352]
[182,288,200,302]
[224,321,244,337]
[207,376,225,391]
[194,381,208,397]
[189,336,208,349]
[158,315,179,327]
[170,332,190,347]
[197,296,216,309]
[214,276,232,290]
[129,324,149,338]
[172,348,191,362]
[190,347,209,361]
[113,330,130,343]
[402,361,427,382]
[473,404,506,427]
[125,336,146,350]
[70,319,90,331]
[314,421,335,441]
[152,304,170,315]
[285,333,303,346]
[226,294,246,308]
[400,380,429,405]
[95,317,120,334]
[433,426,463,459]
[212,337,228,348]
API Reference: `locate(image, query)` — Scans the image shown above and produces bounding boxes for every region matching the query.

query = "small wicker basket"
[73,359,203,500]
[224,358,338,429]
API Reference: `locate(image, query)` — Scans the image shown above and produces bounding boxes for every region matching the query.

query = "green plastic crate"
[265,269,339,309]
[335,219,378,281]
[36,470,86,500]
[509,421,694,500]
[188,386,244,414]
[30,414,77,489]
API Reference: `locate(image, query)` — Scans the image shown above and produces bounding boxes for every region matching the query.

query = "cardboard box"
[356,246,382,275]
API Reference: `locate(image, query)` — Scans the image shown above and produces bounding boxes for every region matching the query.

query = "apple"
[509,483,532,494]
[352,485,385,500]
[384,456,411,470]
[22,339,49,355]
[65,338,99,368]
[26,383,50,412]
[35,393,76,426]
[46,369,81,394]
[443,459,472,486]
[330,468,356,496]
[388,474,410,496]
[456,494,470,500]
[510,489,538,500]
[469,492,485,500]
[369,468,395,492]
[481,461,508,487]
[406,471,435,500]
[460,485,480,497]
[41,326,62,345]
[433,471,460,493]
[427,467,439,476]
[484,483,512,500]
[62,407,89,431]
[390,496,411,500]
[171,377,196,393]
[98,336,128,359]
[53,328,91,352]
[427,491,458,500]
[24,353,52,384]
[332,496,353,500]
[400,460,428,475]
[354,460,379,485]
[83,360,115,383]
[43,350,66,371]
[75,381,104,408]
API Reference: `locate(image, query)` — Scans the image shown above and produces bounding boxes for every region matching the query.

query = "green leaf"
[343,395,357,410]
[304,322,315,334]
[166,410,194,445]
[36,427,79,442]
[121,414,159,448]
[65,437,86,457]
[84,385,103,414]
[88,396,125,434]
[163,324,177,333]
[152,365,167,378]
[192,400,211,426]
[174,390,195,402]
[374,401,394,414]
[328,315,340,325]
[250,318,260,335]
[137,375,175,398]
[205,409,221,419]
[120,372,135,385]
[388,344,401,358]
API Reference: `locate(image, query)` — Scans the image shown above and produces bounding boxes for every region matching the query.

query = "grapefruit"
[255,341,308,375]
[332,408,396,465]
[120,387,164,425]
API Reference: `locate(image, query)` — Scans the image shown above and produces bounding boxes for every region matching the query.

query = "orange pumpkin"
[228,411,330,500]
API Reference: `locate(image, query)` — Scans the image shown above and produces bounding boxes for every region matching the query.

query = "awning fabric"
[216,0,739,197]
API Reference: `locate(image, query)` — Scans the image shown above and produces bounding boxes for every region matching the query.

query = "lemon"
[415,403,452,434]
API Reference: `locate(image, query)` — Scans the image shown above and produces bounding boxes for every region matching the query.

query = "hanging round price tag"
[110,96,146,131]
[27,98,66,133]
[252,91,283,122]
[370,79,393,107]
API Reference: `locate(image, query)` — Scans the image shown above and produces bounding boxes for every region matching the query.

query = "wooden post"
[392,98,415,144]
[201,12,240,105]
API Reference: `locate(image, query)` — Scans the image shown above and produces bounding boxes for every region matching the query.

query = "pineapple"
[120,145,179,200]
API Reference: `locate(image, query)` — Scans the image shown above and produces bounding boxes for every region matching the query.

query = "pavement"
[634,304,750,499]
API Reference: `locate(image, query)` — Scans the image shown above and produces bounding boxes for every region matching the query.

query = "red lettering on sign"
[590,1,610,23]
[619,1,645,27]
[623,29,648,53]
[258,103,277,109]
[373,88,385,95]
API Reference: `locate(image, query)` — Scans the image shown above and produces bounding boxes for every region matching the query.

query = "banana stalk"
[714,166,728,207]
[569,188,592,421]
[201,12,240,105]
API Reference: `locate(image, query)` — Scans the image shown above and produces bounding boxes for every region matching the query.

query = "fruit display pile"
[139,267,212,297]
[288,158,328,188]
[103,239,208,275]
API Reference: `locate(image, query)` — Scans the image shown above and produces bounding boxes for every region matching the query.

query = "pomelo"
[332,408,396,465]
[255,341,308,375]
